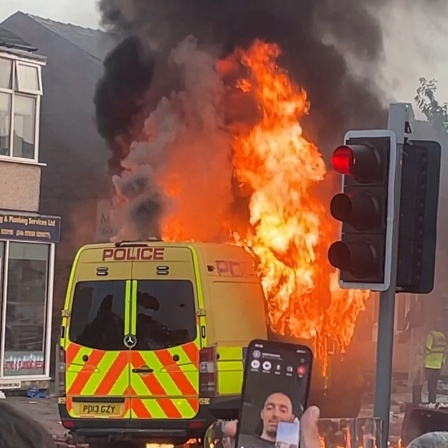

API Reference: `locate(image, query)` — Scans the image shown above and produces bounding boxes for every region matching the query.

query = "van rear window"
[135,280,197,351]
[69,280,126,351]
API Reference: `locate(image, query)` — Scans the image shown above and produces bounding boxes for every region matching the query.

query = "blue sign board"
[0,210,61,244]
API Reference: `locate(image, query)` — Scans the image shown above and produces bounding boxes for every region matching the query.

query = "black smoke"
[93,35,156,174]
[94,0,391,173]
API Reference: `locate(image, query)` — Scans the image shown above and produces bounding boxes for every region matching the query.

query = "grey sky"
[378,3,448,107]
[0,0,100,29]
[1,0,448,107]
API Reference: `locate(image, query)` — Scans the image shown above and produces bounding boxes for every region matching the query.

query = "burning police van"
[58,240,267,447]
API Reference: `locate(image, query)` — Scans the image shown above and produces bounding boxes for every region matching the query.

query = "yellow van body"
[58,241,267,446]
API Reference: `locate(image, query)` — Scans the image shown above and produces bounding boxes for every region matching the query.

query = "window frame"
[11,93,38,160]
[15,62,43,95]
[0,58,13,90]
[0,240,54,378]
[0,91,12,157]
[0,54,43,164]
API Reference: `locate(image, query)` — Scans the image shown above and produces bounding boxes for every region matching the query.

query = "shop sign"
[0,380,21,389]
[0,210,61,243]
[4,351,44,376]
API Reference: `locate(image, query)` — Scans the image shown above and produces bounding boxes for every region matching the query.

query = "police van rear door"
[63,245,132,420]
[128,243,201,420]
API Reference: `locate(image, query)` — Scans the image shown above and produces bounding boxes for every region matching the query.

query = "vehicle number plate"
[73,403,123,416]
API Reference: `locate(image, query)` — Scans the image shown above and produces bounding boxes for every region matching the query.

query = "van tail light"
[58,347,66,397]
[61,419,75,429]
[199,346,218,398]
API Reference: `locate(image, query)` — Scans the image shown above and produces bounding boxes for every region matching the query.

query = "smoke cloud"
[108,36,233,241]
[96,0,389,149]
[94,0,393,240]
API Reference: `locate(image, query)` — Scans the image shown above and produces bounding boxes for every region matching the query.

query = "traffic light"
[396,139,441,294]
[328,130,398,291]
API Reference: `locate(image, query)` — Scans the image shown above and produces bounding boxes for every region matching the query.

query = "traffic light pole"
[374,103,410,446]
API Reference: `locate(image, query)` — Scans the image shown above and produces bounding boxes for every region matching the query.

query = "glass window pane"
[4,242,49,376]
[13,95,36,159]
[69,281,126,351]
[0,242,4,376]
[135,280,197,351]
[0,242,4,360]
[0,58,12,89]
[16,64,40,92]
[0,92,11,156]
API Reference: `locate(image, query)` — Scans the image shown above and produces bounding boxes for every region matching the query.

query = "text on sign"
[102,247,165,261]
[216,260,254,277]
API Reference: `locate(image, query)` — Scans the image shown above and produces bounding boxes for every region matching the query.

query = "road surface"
[6,395,66,438]
[5,387,448,446]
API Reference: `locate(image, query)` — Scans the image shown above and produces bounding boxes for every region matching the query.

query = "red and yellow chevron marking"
[64,341,200,420]
[64,343,130,419]
[129,341,200,419]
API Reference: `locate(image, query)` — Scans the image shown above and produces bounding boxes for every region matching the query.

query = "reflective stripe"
[217,346,245,396]
[128,273,200,420]
[130,280,137,334]
[189,245,207,347]
[67,348,129,396]
[429,347,446,354]
[66,249,202,420]
[425,331,446,369]
[131,397,196,419]
[124,280,131,333]
[188,245,205,309]
[64,342,130,418]
[427,332,446,354]
[61,248,85,349]
[130,342,200,419]
[425,354,445,368]
[65,341,200,419]
[65,277,133,419]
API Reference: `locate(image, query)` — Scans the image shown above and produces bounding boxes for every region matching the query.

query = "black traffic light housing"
[396,139,441,294]
[328,130,398,291]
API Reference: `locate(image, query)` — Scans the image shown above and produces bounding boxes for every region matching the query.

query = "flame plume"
[224,40,369,372]
[112,38,369,373]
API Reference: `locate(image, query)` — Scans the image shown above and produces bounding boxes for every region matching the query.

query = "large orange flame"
[116,38,369,373]
[224,40,368,372]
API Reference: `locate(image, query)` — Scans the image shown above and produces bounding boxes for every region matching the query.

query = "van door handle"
[132,366,154,374]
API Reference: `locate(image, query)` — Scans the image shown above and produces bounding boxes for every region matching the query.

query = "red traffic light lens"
[332,145,354,175]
